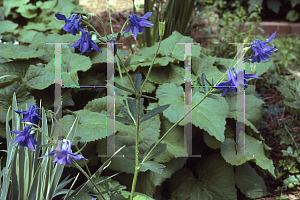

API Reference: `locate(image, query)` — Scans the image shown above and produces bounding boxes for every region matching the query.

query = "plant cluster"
[1,0,298,199]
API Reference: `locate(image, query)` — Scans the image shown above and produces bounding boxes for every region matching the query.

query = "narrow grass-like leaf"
[64,145,125,200]
[134,73,142,94]
[139,161,166,174]
[140,104,170,123]
[107,115,134,125]
[118,106,132,120]
[142,142,167,162]
[106,80,135,94]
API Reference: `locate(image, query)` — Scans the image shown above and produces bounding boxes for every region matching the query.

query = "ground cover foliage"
[0,0,300,199]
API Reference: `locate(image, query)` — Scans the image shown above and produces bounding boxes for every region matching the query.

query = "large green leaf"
[136,157,187,198]
[153,115,187,163]
[192,55,225,86]
[120,31,202,73]
[168,154,237,200]
[0,81,35,123]
[0,20,19,34]
[0,60,30,87]
[0,43,46,59]
[139,63,184,85]
[156,83,228,142]
[220,135,276,178]
[62,109,108,143]
[29,33,79,63]
[138,31,202,61]
[235,162,267,199]
[23,64,54,90]
[44,52,92,86]
[227,93,264,133]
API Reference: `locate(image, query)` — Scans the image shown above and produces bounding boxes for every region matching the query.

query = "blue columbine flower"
[14,104,43,124]
[55,13,83,36]
[108,37,117,56]
[39,139,87,165]
[70,30,102,54]
[9,126,39,151]
[244,32,277,63]
[215,67,260,96]
[123,12,154,40]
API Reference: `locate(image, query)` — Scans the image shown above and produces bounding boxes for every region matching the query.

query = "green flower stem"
[130,34,163,200]
[141,52,248,164]
[71,157,106,200]
[107,0,114,35]
[130,95,141,200]
[81,19,106,42]
[115,54,137,125]
[120,19,129,35]
[86,14,110,41]
[74,145,92,177]
[139,36,162,95]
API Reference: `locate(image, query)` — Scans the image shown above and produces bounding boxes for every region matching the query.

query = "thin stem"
[115,55,137,125]
[139,36,162,95]
[88,14,109,41]
[74,145,92,177]
[120,19,129,35]
[71,157,106,200]
[129,23,163,200]
[130,95,141,200]
[81,19,105,42]
[116,53,138,95]
[107,0,114,35]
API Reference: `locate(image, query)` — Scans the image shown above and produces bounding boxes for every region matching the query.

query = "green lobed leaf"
[156,83,228,142]
[0,43,46,59]
[227,93,264,133]
[44,52,92,86]
[0,20,19,34]
[0,82,35,123]
[62,109,108,143]
[168,154,237,200]
[23,64,54,90]
[153,114,187,163]
[221,135,276,178]
[136,157,187,198]
[235,162,267,199]
[139,63,184,86]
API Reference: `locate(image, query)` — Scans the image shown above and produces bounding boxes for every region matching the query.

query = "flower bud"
[82,15,88,20]
[159,21,165,38]
[250,62,256,74]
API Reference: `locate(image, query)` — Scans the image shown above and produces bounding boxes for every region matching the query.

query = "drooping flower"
[70,30,102,54]
[123,12,154,40]
[9,126,39,151]
[14,104,42,124]
[244,32,277,63]
[39,139,87,165]
[215,67,260,96]
[108,37,117,56]
[55,13,83,36]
